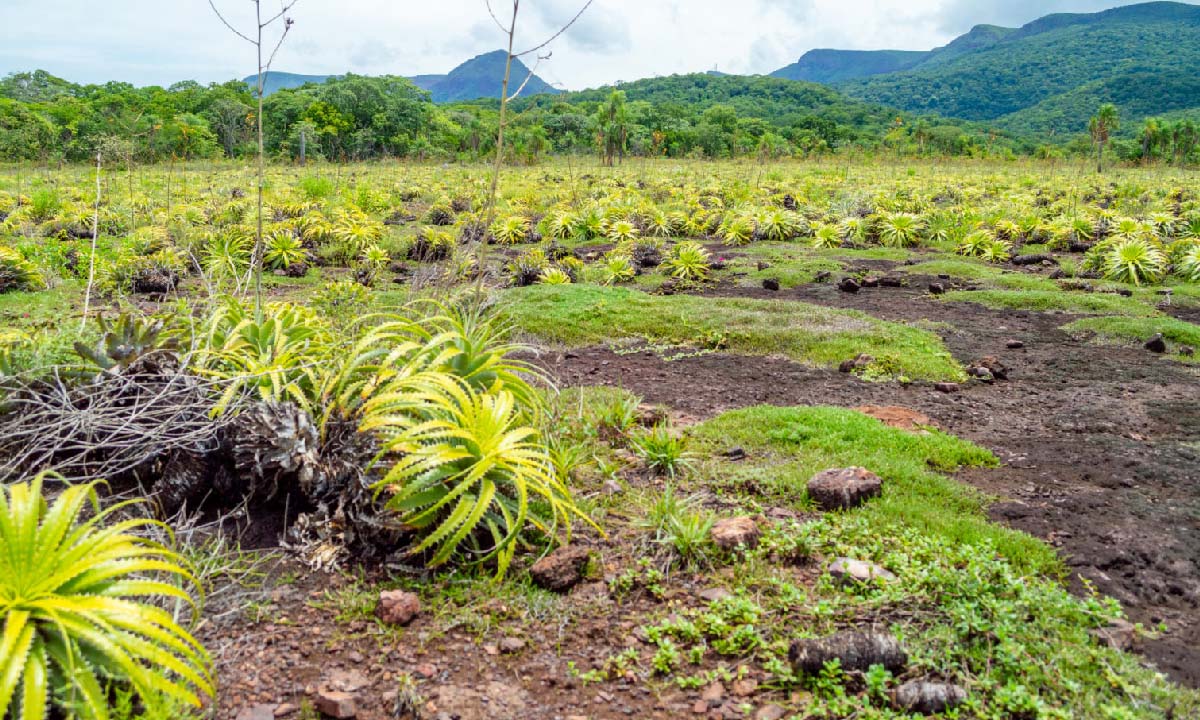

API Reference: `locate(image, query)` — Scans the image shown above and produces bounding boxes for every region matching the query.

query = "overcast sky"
[0,0,1155,90]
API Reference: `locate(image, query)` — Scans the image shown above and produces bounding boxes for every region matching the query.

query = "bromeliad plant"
[0,473,212,720]
[330,302,594,578]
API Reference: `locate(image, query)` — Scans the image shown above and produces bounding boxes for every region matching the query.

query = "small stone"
[529,545,591,592]
[376,590,420,626]
[235,704,277,720]
[976,355,1009,380]
[789,631,907,675]
[934,382,960,393]
[829,557,897,585]
[838,353,874,374]
[757,261,771,271]
[413,663,438,679]
[698,587,733,603]
[498,637,527,654]
[928,282,945,295]
[838,277,861,293]
[313,691,357,719]
[710,517,760,550]
[814,270,832,283]
[1181,345,1195,357]
[1006,340,1025,349]
[1091,618,1138,651]
[1144,334,1167,353]
[732,679,758,697]
[721,447,747,461]
[891,681,967,714]
[762,278,780,291]
[701,682,726,705]
[274,704,300,718]
[861,276,880,288]
[879,277,904,287]
[968,366,994,382]
[807,467,883,511]
[692,700,709,714]
[755,706,787,720]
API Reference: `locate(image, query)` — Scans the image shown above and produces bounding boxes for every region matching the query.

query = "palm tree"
[1089,103,1119,173]
[1140,117,1161,164]
[595,90,629,167]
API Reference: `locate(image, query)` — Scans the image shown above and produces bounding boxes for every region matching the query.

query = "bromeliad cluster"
[0,299,594,578]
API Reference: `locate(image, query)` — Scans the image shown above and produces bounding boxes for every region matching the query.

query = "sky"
[0,0,1156,90]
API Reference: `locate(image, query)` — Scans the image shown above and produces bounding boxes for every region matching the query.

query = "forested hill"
[819,1,1200,135]
[542,73,898,131]
[248,50,558,103]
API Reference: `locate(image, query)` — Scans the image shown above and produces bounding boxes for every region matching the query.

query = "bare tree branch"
[207,0,256,44]
[261,0,298,27]
[514,0,593,57]
[263,20,295,75]
[484,0,510,34]
[507,53,547,102]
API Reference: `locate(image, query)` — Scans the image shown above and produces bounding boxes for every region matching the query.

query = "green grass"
[1065,315,1200,357]
[688,405,1058,575]
[943,288,1159,316]
[502,284,964,381]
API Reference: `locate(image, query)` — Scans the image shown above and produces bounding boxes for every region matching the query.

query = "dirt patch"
[537,279,1200,687]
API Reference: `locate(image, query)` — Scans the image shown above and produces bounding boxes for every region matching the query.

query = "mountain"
[801,1,1200,134]
[249,71,337,95]
[771,50,926,84]
[424,50,559,103]
[246,50,559,103]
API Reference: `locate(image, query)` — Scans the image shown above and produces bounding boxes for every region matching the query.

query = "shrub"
[662,241,711,282]
[0,246,46,293]
[1101,237,1165,285]
[0,473,212,719]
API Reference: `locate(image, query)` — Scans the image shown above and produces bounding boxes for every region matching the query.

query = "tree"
[1089,103,1119,173]
[595,90,629,166]
[208,0,298,315]
[207,97,252,156]
[1140,117,1161,163]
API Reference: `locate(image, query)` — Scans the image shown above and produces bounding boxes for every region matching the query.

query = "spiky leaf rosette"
[364,378,593,578]
[1102,237,1165,285]
[0,473,212,720]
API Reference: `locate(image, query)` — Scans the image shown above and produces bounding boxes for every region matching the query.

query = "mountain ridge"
[246,50,559,102]
[769,1,1200,134]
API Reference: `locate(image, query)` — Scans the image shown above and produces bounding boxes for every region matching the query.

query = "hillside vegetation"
[833,2,1200,134]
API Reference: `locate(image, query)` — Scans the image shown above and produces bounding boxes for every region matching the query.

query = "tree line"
[1,69,1195,166]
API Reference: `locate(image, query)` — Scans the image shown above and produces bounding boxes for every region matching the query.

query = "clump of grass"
[503,284,964,381]
[630,424,694,478]
[687,405,1055,574]
[943,288,1158,316]
[1064,315,1200,356]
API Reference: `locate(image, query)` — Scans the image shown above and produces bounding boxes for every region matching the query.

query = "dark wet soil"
[543,276,1200,687]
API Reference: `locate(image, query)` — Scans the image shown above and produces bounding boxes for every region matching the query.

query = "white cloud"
[0,1,1165,89]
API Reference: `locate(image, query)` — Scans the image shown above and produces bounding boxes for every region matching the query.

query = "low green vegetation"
[943,288,1160,316]
[1066,315,1200,355]
[503,284,964,381]
[689,405,1053,574]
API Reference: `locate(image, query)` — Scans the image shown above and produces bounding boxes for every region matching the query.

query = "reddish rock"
[829,557,897,585]
[235,705,276,720]
[313,690,357,719]
[376,590,420,626]
[1091,618,1138,651]
[529,545,591,592]
[710,517,760,551]
[807,467,883,511]
[838,353,874,374]
[854,405,937,433]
